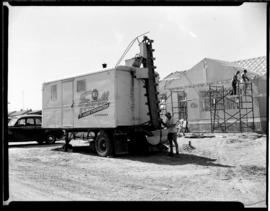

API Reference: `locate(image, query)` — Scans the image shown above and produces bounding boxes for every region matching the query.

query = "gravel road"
[7,133,266,207]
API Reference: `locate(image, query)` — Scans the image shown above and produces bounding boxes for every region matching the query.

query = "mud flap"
[113,134,129,155]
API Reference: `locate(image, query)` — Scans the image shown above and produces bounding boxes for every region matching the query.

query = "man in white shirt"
[161,112,179,156]
[177,119,187,137]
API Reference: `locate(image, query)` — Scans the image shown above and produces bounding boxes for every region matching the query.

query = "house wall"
[253,76,267,133]
[161,80,265,133]
[159,57,266,133]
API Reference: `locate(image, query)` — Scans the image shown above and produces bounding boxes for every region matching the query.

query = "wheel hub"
[99,139,107,151]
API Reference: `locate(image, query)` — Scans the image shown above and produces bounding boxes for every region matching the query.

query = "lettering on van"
[78,89,110,119]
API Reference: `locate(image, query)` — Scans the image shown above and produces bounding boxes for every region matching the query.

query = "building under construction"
[159,56,267,133]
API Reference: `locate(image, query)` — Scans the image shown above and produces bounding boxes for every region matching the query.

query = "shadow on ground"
[52,144,233,168]
[52,145,98,156]
[120,152,234,168]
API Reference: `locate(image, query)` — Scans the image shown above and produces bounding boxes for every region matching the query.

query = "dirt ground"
[7,132,266,207]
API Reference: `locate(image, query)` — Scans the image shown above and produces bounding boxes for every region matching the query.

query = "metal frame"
[170,90,188,120]
[209,82,255,133]
[159,90,188,121]
[141,36,161,130]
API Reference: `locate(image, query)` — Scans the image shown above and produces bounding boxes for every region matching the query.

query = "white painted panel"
[42,108,62,128]
[42,81,61,108]
[133,78,140,125]
[116,68,150,126]
[62,80,73,106]
[116,69,133,126]
[62,80,74,127]
[73,70,116,128]
[42,81,62,128]
[63,108,73,127]
[135,68,148,79]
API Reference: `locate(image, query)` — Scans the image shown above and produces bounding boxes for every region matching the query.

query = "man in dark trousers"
[241,69,250,95]
[231,71,240,95]
[161,112,179,156]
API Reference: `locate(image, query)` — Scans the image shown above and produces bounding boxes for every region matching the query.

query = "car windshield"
[8,118,18,126]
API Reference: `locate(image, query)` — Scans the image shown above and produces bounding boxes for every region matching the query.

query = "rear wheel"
[95,131,113,157]
[45,134,56,144]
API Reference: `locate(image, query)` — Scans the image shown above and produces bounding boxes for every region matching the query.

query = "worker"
[160,112,179,156]
[177,119,187,137]
[231,71,240,95]
[241,69,250,95]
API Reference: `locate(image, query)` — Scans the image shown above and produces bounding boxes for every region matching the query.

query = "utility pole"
[22,91,24,110]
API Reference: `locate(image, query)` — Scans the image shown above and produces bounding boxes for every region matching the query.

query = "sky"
[7,3,267,111]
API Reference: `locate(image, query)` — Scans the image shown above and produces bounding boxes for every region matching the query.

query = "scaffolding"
[174,90,188,120]
[209,82,255,132]
[159,90,188,121]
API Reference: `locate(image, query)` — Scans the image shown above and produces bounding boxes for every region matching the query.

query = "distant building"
[8,109,42,118]
[27,110,42,115]
[159,56,266,133]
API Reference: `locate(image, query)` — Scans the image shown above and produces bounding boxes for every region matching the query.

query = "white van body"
[42,66,157,129]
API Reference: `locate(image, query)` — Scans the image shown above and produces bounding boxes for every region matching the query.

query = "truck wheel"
[95,131,113,157]
[45,134,56,144]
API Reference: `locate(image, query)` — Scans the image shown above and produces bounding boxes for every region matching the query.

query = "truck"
[42,36,164,156]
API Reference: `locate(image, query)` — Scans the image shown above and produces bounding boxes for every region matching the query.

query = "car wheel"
[45,134,56,144]
[95,131,113,157]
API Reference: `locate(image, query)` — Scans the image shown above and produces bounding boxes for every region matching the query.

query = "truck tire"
[45,134,56,144]
[95,131,113,157]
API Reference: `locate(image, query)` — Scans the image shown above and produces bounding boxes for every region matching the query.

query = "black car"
[8,114,63,144]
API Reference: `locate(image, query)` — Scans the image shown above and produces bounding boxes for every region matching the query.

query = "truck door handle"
[71,102,74,108]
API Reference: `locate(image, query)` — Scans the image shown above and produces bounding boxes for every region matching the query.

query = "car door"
[24,117,36,140]
[34,117,44,140]
[11,117,27,141]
